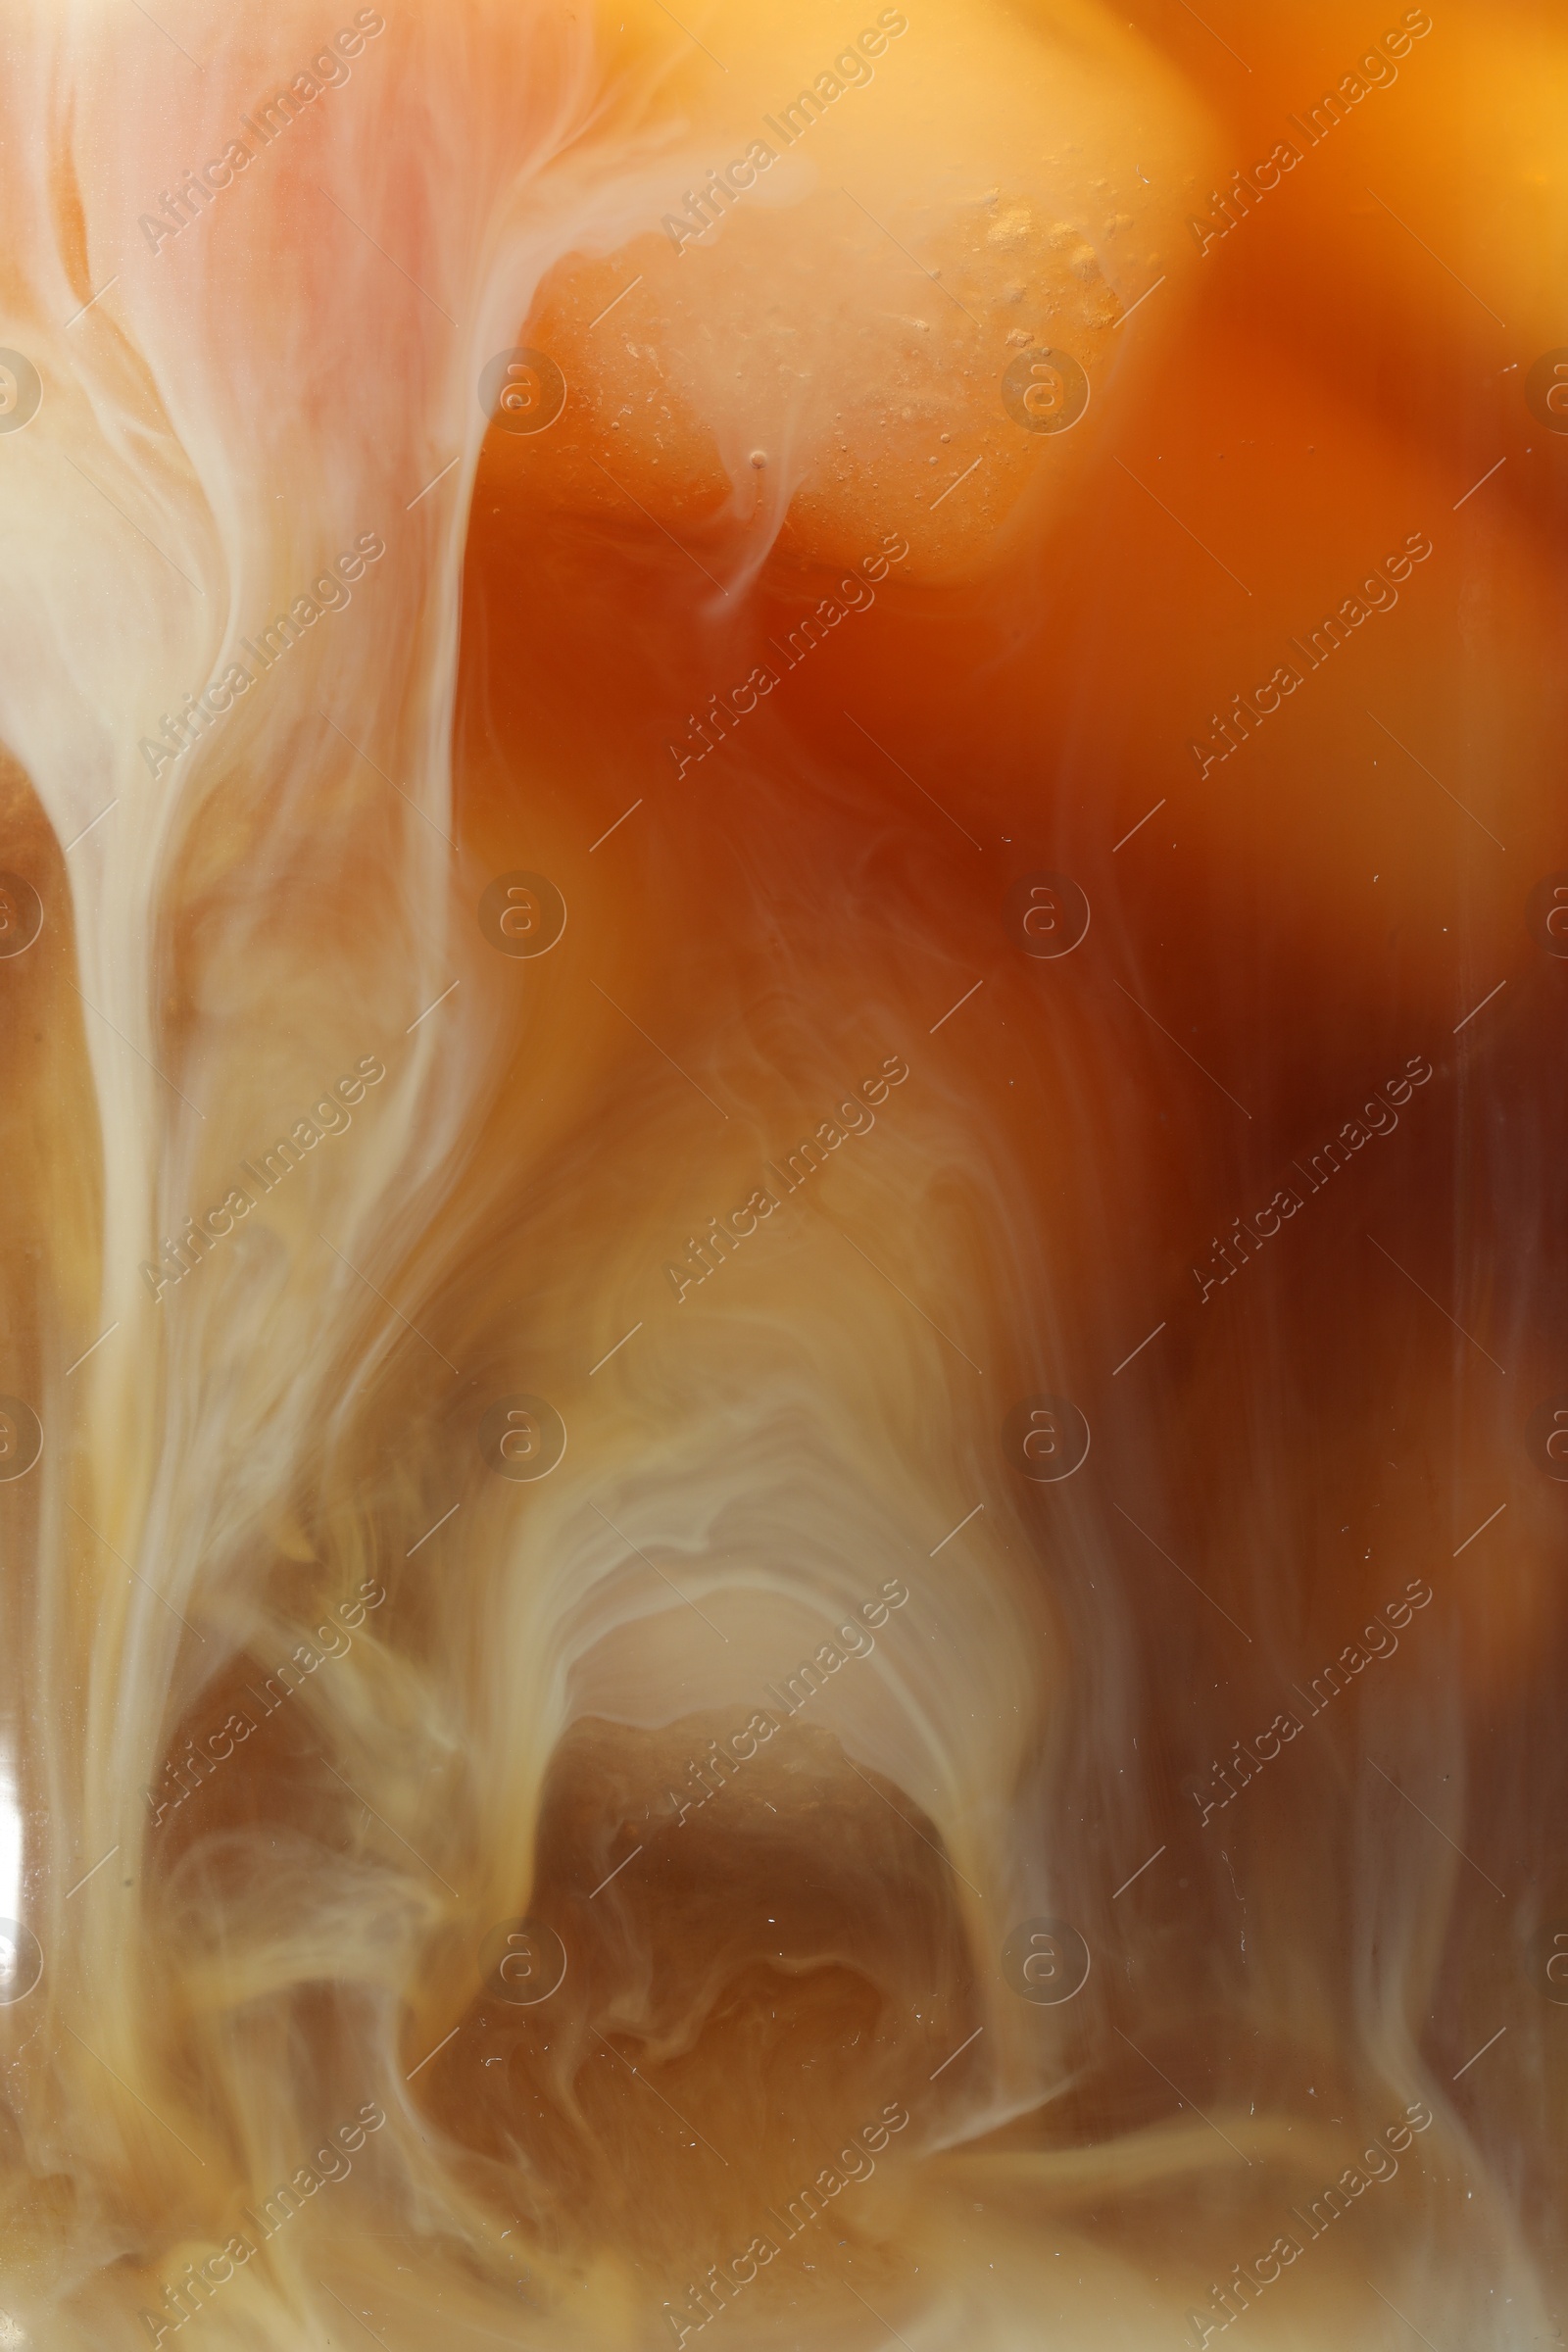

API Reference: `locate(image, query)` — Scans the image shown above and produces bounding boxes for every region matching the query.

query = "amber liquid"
[2,1,1566,2346]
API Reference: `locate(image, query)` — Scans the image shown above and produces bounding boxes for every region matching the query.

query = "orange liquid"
[2,1,1566,2345]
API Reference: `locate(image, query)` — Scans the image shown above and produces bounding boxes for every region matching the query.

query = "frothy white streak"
[0,0,705,2248]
